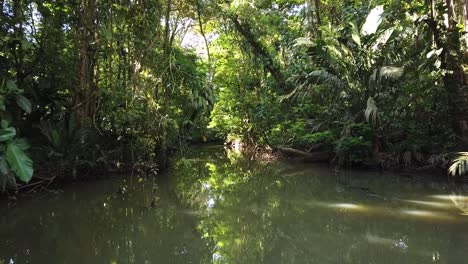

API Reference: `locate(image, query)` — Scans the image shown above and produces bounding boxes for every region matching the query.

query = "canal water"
[1,145,468,263]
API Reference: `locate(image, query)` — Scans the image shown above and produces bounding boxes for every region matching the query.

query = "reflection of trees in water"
[0,178,212,264]
[170,147,468,263]
[172,148,297,262]
[4,147,468,263]
[171,147,361,263]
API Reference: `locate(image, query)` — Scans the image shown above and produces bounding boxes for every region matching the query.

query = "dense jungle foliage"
[2,0,468,192]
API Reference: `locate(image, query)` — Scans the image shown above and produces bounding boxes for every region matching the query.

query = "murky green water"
[2,146,468,263]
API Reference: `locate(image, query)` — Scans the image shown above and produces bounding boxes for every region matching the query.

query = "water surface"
[2,145,468,263]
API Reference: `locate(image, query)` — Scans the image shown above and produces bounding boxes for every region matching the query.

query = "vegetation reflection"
[168,147,468,263]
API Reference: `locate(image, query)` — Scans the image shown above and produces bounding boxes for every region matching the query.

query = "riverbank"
[1,141,461,199]
[230,141,456,178]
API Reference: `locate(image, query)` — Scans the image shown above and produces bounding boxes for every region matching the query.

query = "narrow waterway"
[2,145,468,263]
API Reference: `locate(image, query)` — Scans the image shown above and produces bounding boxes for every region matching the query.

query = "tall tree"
[429,0,468,145]
[227,13,286,89]
[75,0,98,121]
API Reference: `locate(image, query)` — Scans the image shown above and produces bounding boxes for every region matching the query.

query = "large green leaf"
[6,141,33,183]
[6,80,17,90]
[0,127,16,141]
[361,6,384,36]
[10,138,30,150]
[349,22,361,46]
[16,94,32,113]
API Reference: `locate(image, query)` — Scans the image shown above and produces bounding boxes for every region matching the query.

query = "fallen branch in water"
[17,175,56,193]
[277,146,329,162]
[18,180,45,190]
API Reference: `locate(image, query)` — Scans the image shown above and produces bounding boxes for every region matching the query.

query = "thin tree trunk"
[163,0,172,59]
[195,0,211,62]
[306,0,314,36]
[12,0,25,90]
[159,0,173,169]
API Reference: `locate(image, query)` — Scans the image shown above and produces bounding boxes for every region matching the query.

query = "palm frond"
[428,153,452,167]
[449,152,468,176]
[325,45,343,61]
[294,37,314,48]
[371,28,395,51]
[403,150,412,165]
[364,97,380,127]
[369,66,404,84]
[379,66,403,80]
[306,70,346,90]
[282,70,346,101]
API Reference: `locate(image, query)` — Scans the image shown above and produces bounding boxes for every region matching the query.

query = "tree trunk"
[464,0,468,48]
[228,14,286,90]
[314,0,321,26]
[443,34,468,144]
[440,0,468,145]
[75,0,98,122]
[277,146,329,162]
